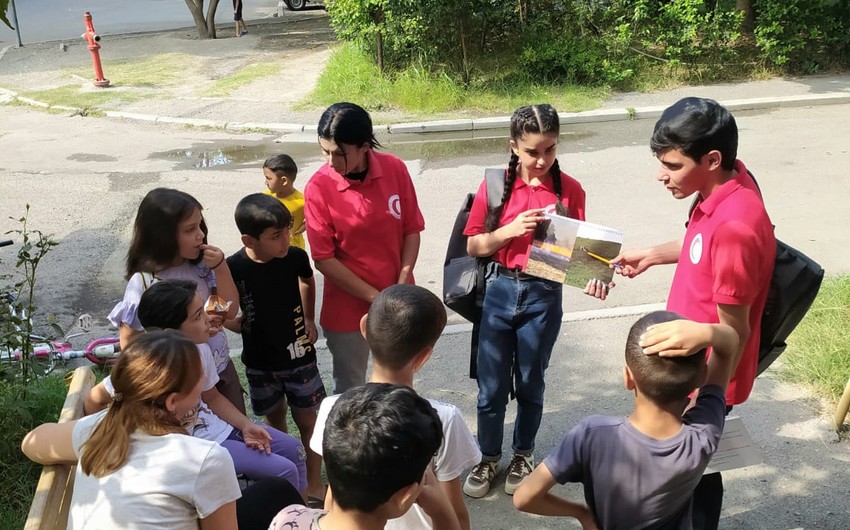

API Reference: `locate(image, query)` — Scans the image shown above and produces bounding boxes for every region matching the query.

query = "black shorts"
[233,0,243,21]
[246,362,327,415]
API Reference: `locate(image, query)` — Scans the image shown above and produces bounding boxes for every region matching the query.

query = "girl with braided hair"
[461,104,587,499]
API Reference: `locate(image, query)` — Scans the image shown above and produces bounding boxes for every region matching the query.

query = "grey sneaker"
[463,460,501,498]
[504,453,534,495]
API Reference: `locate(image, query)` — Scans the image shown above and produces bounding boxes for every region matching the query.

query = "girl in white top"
[21,331,241,530]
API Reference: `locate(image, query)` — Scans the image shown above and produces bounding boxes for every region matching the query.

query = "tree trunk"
[376,30,384,74]
[206,0,220,39]
[736,0,755,35]
[183,0,212,38]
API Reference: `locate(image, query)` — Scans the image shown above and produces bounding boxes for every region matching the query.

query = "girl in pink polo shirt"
[304,102,425,394]
[462,104,587,499]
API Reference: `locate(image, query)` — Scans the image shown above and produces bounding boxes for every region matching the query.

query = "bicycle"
[0,315,121,376]
[1,238,120,375]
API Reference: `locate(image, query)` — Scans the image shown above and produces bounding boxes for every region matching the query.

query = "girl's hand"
[639,320,711,357]
[305,319,318,344]
[505,208,545,238]
[241,421,272,454]
[207,314,224,335]
[610,249,651,278]
[583,278,615,300]
[200,244,225,269]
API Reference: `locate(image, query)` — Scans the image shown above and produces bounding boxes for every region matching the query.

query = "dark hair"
[234,193,293,239]
[137,280,198,330]
[263,154,298,179]
[323,383,442,513]
[317,102,382,150]
[366,285,447,370]
[125,188,207,279]
[650,97,738,171]
[625,311,707,405]
[486,104,568,231]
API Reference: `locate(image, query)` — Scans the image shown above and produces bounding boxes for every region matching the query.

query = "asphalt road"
[1,103,849,528]
[0,0,305,45]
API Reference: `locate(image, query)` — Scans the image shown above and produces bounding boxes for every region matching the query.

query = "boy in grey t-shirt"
[513,311,739,530]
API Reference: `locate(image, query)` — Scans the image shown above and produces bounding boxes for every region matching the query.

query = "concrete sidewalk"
[2,11,850,136]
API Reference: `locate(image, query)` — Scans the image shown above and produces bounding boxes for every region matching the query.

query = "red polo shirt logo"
[689,233,703,264]
[388,194,402,219]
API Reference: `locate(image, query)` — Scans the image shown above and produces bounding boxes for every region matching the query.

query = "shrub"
[0,375,68,528]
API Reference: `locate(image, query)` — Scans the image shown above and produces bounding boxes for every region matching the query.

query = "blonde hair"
[80,331,202,477]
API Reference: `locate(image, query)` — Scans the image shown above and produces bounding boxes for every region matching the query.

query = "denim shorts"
[246,361,327,415]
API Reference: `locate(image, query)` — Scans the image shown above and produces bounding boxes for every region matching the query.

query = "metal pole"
[8,0,22,47]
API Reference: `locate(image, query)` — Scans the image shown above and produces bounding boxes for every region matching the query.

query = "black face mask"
[345,167,368,182]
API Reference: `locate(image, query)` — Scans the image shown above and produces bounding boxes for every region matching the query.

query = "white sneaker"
[504,453,534,495]
[463,460,501,498]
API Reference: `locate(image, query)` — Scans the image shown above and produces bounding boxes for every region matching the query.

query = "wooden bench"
[24,366,95,530]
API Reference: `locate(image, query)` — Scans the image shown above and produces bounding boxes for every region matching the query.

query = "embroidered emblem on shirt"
[388,194,402,219]
[689,233,703,264]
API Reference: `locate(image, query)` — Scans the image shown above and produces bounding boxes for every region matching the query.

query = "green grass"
[20,85,140,109]
[781,276,850,402]
[202,62,285,97]
[304,43,608,117]
[0,375,70,528]
[66,53,190,88]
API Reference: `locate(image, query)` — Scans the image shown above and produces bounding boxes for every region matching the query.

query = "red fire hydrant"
[82,12,110,88]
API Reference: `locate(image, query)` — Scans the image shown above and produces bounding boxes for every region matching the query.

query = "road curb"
[5,89,850,138]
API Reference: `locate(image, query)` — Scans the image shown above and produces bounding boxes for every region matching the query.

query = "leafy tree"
[1,0,12,30]
[183,0,222,39]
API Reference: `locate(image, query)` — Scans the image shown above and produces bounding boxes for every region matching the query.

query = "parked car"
[285,0,324,10]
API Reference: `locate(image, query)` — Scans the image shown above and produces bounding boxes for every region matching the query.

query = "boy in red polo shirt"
[611,97,775,530]
[305,102,425,394]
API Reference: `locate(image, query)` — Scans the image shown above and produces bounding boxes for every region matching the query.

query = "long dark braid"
[485,104,565,232]
[549,158,570,218]
[486,152,520,232]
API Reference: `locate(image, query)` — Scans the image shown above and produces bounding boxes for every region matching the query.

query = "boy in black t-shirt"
[227,193,327,504]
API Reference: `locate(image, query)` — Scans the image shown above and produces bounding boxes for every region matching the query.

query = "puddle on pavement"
[150,129,598,171]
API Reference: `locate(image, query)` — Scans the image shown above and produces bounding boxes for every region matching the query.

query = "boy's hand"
[305,319,318,344]
[583,278,615,300]
[640,320,712,357]
[241,421,272,454]
[505,208,545,238]
[416,467,460,530]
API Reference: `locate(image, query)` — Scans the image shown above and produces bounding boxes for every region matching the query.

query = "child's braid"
[549,158,570,218]
[486,153,519,232]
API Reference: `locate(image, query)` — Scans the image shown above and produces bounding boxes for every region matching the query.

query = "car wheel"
[285,0,308,10]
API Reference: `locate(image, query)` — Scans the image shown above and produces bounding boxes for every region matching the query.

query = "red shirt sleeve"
[711,220,763,306]
[462,179,490,236]
[304,174,337,262]
[562,173,587,221]
[398,161,425,236]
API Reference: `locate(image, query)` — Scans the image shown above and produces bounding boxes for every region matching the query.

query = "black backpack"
[688,170,824,375]
[442,168,504,322]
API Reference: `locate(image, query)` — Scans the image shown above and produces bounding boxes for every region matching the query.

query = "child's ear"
[240,234,255,249]
[385,481,420,519]
[359,314,368,340]
[509,139,519,156]
[623,366,636,391]
[163,392,179,414]
[411,346,434,373]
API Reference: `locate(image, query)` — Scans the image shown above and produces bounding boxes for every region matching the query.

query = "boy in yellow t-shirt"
[262,154,306,250]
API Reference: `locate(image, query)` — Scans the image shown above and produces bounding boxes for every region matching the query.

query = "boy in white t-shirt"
[310,284,481,530]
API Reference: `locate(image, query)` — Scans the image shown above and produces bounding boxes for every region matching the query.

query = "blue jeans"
[476,272,563,460]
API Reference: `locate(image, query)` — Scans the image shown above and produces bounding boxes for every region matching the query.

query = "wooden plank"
[24,367,95,530]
